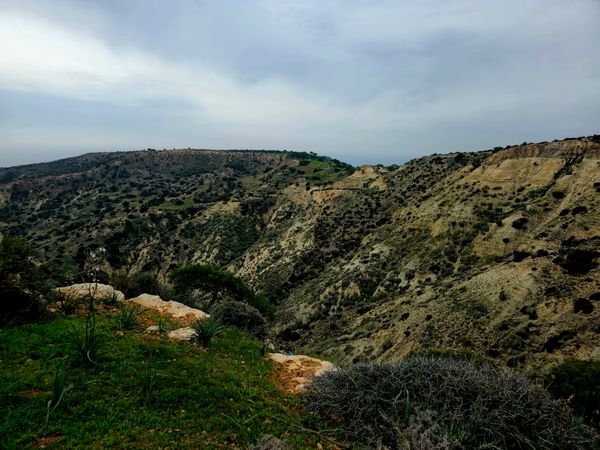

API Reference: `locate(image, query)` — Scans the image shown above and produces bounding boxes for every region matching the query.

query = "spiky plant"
[191,317,225,346]
[115,303,138,331]
[67,305,105,367]
[45,364,72,426]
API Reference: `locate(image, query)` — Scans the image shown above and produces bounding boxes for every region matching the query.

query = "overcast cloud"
[0,0,599,167]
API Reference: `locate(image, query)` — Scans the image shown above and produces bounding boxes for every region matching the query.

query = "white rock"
[126,294,209,324]
[167,327,196,341]
[55,283,125,302]
[145,325,160,333]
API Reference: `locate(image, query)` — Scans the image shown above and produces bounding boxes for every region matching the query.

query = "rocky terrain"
[1,137,599,374]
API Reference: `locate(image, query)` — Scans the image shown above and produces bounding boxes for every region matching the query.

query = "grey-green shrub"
[303,356,594,449]
[249,435,290,450]
[210,300,267,337]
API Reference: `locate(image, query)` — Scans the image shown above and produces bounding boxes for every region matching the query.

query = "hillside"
[0,305,325,449]
[1,138,599,374]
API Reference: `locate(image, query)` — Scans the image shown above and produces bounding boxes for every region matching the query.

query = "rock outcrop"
[268,353,337,393]
[167,327,197,341]
[126,294,209,325]
[55,283,125,302]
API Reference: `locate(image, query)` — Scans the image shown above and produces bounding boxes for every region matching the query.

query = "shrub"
[546,359,600,427]
[102,290,121,306]
[303,356,594,449]
[0,285,45,325]
[137,366,158,406]
[45,364,72,426]
[0,236,55,324]
[249,435,290,450]
[169,264,274,318]
[191,318,226,347]
[511,217,529,230]
[210,300,267,337]
[110,271,160,298]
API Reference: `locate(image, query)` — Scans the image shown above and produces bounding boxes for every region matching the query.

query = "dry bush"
[210,300,267,337]
[303,356,595,449]
[249,435,290,450]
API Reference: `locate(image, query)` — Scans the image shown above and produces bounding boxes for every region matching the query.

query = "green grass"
[0,312,327,449]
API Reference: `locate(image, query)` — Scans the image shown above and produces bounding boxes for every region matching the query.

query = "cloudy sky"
[0,0,599,167]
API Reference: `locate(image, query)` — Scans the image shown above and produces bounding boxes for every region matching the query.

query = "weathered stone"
[55,283,125,302]
[126,294,209,325]
[268,353,337,393]
[167,327,196,341]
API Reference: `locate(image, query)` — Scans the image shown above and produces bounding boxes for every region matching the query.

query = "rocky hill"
[1,137,599,374]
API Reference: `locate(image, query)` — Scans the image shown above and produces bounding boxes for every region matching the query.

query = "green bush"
[546,358,600,427]
[303,356,594,449]
[53,290,83,316]
[45,364,72,426]
[210,300,267,337]
[0,285,45,325]
[169,264,274,318]
[0,236,54,325]
[110,271,160,298]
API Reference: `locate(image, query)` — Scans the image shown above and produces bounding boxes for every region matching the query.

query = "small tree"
[0,235,55,324]
[169,264,274,318]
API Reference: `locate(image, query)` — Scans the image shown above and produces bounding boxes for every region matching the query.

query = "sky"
[0,0,599,167]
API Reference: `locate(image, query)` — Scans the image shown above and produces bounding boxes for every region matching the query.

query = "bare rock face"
[268,353,337,393]
[55,283,125,302]
[126,294,209,325]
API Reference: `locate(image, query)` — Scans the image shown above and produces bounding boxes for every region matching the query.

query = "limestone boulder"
[126,294,209,325]
[55,283,125,302]
[167,327,196,341]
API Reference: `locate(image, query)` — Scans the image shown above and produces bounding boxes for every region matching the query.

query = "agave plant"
[45,363,73,426]
[191,317,225,346]
[157,318,168,333]
[115,303,138,331]
[54,290,82,316]
[102,290,121,306]
[67,307,105,367]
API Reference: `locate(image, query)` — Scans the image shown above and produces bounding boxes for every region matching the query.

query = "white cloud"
[0,10,352,125]
[0,1,599,166]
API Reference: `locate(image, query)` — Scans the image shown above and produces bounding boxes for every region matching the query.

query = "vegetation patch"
[0,236,60,325]
[303,356,594,449]
[170,264,275,318]
[0,311,324,449]
[546,359,600,428]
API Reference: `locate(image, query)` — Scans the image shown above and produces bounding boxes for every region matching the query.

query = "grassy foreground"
[0,310,323,449]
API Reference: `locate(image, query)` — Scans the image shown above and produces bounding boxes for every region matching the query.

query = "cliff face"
[1,138,599,372]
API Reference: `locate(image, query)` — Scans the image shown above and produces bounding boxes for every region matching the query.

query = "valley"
[1,138,599,374]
